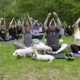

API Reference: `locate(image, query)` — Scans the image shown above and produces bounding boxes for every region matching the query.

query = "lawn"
[0,36,80,80]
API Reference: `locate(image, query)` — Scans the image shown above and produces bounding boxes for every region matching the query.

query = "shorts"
[51,45,61,51]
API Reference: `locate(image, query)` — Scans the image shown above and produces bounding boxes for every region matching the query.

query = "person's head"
[16,25,22,29]
[35,23,38,26]
[34,20,38,26]
[11,24,15,28]
[24,23,31,32]
[18,19,22,26]
[39,23,43,27]
[49,20,56,31]
[1,25,5,29]
[68,25,71,29]
[33,21,39,30]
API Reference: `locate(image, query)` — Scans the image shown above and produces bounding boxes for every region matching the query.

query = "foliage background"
[0,0,80,24]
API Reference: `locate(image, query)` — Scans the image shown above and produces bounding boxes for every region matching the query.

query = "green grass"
[0,36,80,80]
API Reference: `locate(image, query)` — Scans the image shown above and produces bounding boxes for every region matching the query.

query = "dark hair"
[50,20,55,26]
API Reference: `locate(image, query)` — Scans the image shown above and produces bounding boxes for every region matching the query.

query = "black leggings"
[70,44,80,53]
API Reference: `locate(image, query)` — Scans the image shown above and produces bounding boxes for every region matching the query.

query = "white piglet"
[32,49,55,62]
[13,47,34,57]
[35,42,52,51]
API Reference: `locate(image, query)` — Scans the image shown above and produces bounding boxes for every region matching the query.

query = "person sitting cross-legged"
[70,18,80,55]
[44,12,68,54]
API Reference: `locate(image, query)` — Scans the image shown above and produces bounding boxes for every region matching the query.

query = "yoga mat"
[52,53,66,59]
[73,53,80,58]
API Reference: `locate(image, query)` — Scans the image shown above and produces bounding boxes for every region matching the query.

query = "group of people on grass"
[0,12,80,57]
[0,17,43,41]
[0,18,23,41]
[43,12,80,56]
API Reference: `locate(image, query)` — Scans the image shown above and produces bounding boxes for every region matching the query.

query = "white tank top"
[74,31,80,46]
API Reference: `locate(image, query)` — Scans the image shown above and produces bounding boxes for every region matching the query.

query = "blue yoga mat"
[52,53,66,59]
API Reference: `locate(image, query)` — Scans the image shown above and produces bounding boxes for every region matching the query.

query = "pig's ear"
[32,53,36,57]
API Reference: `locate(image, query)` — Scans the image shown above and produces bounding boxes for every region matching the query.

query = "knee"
[62,44,68,47]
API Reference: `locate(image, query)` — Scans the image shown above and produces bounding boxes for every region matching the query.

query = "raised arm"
[9,17,15,28]
[49,18,56,27]
[21,19,25,33]
[3,18,6,29]
[0,18,6,29]
[21,18,25,26]
[44,13,51,31]
[75,18,80,28]
[27,14,33,26]
[53,12,62,28]
[18,19,22,26]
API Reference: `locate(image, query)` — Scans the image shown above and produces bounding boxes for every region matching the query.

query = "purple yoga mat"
[73,53,80,57]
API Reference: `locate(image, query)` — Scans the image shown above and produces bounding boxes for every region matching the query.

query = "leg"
[48,59,53,63]
[70,44,78,53]
[52,44,68,54]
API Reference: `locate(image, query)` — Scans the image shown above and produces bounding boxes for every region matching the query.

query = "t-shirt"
[24,32,32,47]
[16,27,22,34]
[39,27,43,33]
[46,29,60,46]
[0,29,6,39]
[9,27,17,37]
[32,26,40,35]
